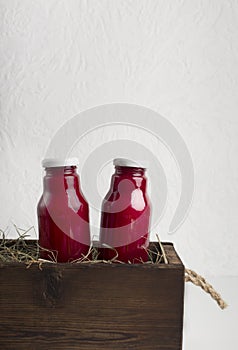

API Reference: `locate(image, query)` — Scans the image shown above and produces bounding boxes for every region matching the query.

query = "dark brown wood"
[0,242,184,350]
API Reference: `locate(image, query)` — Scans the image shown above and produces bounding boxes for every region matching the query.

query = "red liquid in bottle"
[37,159,90,262]
[99,159,151,263]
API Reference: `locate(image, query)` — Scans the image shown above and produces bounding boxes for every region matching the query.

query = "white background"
[0,1,237,348]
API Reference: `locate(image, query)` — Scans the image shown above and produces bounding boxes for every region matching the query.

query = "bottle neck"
[115,166,145,177]
[109,166,147,194]
[43,166,79,193]
[44,166,77,177]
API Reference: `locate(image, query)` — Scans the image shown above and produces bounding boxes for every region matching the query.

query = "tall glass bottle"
[37,158,90,262]
[99,158,151,263]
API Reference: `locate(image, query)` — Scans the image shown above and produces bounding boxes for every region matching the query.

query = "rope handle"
[185,268,228,310]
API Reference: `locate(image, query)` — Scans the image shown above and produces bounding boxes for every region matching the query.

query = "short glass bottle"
[99,158,151,263]
[37,158,90,262]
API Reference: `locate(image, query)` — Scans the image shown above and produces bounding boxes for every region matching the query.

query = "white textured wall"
[1,0,238,347]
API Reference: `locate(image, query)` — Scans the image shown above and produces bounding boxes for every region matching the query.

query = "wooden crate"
[0,242,184,350]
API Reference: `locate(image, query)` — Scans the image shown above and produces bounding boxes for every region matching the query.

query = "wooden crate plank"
[0,243,184,350]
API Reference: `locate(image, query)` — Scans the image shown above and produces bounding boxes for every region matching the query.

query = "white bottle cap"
[42,158,79,168]
[113,158,148,169]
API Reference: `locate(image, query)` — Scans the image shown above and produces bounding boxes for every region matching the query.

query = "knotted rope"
[185,268,228,310]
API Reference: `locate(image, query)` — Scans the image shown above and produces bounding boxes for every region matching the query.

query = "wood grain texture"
[0,243,184,350]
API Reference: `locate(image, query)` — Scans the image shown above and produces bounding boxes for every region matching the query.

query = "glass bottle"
[99,158,151,263]
[37,158,90,262]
